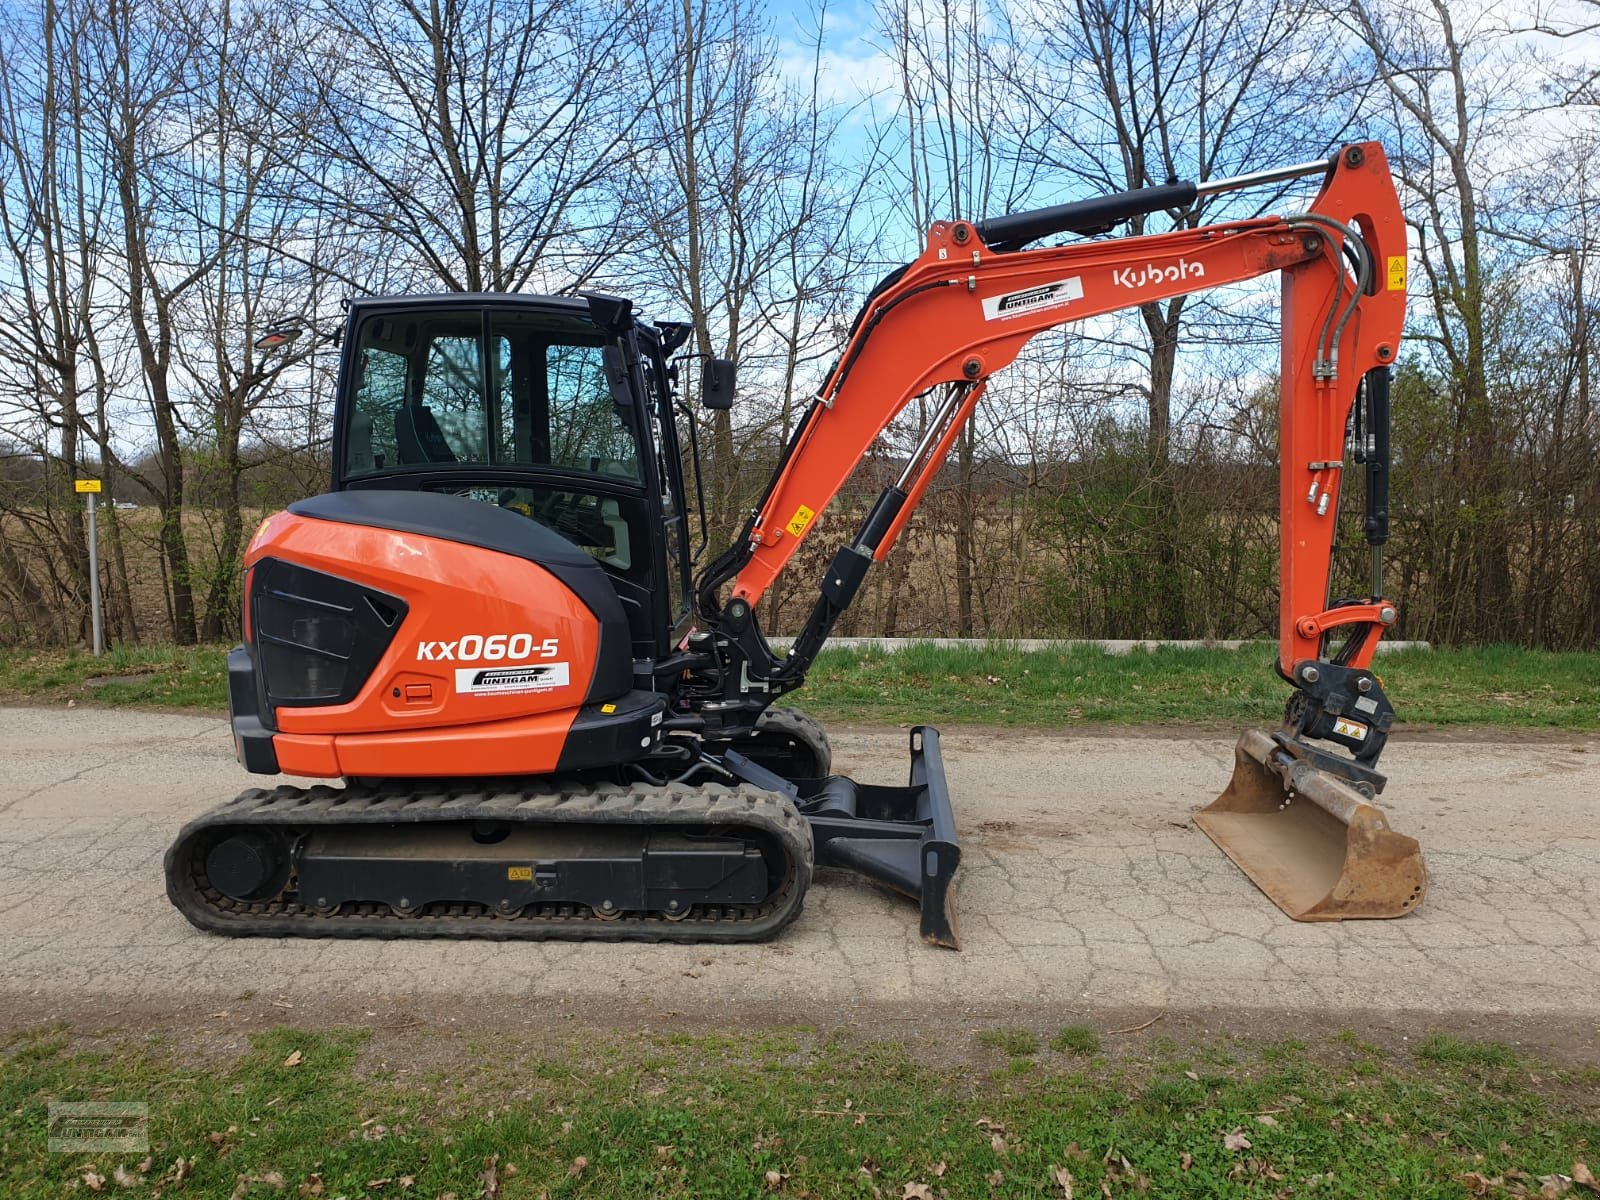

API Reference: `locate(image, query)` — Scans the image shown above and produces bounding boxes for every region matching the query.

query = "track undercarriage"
[165,727,961,947]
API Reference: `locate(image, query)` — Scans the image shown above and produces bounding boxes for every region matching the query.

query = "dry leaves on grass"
[1051,1165,1075,1197]
[1576,1163,1600,1193]
[976,1117,1009,1156]
[159,1158,192,1187]
[480,1155,501,1200]
[1098,1150,1150,1194]
[82,1171,105,1193]
[1229,1159,1284,1183]
[1222,1129,1253,1152]
[763,1169,789,1190]
[902,1183,935,1200]
[568,1156,589,1178]
[281,1050,302,1068]
[229,1171,287,1198]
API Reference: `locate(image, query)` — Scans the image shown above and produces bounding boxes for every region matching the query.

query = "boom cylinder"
[1363,366,1391,598]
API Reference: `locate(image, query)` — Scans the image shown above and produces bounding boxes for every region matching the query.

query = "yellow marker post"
[76,480,104,655]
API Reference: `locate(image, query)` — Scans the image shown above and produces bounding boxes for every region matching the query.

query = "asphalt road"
[1,707,1596,1023]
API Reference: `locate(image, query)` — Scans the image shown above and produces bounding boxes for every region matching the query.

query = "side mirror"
[253,324,302,350]
[601,345,634,407]
[702,358,736,410]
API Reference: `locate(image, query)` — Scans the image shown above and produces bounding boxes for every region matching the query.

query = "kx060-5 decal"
[416,634,560,662]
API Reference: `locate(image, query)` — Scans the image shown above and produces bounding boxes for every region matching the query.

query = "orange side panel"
[335,708,574,777]
[247,514,603,743]
[270,708,576,780]
[273,734,343,778]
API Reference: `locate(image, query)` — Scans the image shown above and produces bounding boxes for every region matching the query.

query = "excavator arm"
[692,142,1426,923]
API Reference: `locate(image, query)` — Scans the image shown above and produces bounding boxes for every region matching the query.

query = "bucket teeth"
[1196,730,1427,921]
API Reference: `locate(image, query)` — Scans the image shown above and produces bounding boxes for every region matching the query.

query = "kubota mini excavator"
[165,142,1427,949]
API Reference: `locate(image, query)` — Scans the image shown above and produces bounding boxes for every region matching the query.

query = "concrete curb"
[772,637,1431,655]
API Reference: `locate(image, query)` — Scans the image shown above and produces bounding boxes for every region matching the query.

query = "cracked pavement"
[1,706,1596,1021]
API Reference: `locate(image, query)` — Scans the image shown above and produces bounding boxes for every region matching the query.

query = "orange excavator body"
[165,143,1424,947]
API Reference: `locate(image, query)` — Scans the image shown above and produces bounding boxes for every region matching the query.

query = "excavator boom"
[697,142,1425,922]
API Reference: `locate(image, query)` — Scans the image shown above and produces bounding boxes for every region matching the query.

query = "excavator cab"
[330,296,698,664]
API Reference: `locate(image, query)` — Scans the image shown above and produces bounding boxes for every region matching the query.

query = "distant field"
[1,641,1595,730]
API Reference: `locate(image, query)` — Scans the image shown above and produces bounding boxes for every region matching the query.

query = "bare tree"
[873,0,1038,635]
[0,0,116,642]
[176,0,323,638]
[291,0,648,295]
[617,0,874,546]
[1003,0,1346,635]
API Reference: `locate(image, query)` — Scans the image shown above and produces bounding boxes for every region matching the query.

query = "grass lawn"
[3,1020,1596,1199]
[1,641,1595,731]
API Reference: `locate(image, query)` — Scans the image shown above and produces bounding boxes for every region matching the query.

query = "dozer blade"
[1195,729,1427,921]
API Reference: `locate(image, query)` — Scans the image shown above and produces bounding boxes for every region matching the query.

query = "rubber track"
[164,780,813,943]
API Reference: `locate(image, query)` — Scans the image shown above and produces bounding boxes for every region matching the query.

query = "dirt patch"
[83,671,159,688]
[7,991,1598,1078]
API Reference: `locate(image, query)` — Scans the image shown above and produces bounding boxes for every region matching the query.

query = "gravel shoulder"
[1,707,1595,1041]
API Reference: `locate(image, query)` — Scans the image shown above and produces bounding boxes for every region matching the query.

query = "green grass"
[1414,1033,1520,1069]
[2,641,1597,730]
[3,1022,1595,1199]
[801,642,1600,729]
[0,643,229,710]
[977,1027,1040,1057]
[1051,1025,1102,1055]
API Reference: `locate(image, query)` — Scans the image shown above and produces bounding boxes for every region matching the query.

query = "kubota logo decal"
[1111,259,1206,289]
[981,276,1084,321]
[417,634,560,662]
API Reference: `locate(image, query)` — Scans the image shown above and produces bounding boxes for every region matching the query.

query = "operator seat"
[395,405,456,465]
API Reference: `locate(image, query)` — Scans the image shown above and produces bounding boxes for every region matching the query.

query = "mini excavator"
[166,142,1427,949]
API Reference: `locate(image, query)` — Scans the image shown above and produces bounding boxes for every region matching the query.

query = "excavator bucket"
[1196,730,1427,921]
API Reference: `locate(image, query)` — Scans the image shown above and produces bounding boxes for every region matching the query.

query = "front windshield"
[343,308,642,484]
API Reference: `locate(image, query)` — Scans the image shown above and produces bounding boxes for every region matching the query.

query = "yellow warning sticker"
[1386,256,1407,292]
[600,703,617,714]
[507,866,533,882]
[786,504,816,538]
[1333,717,1368,742]
[74,479,102,493]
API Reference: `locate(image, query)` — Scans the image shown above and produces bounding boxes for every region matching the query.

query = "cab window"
[344,309,642,484]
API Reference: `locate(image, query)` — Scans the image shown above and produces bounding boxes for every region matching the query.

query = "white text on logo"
[417,634,559,662]
[1112,260,1206,289]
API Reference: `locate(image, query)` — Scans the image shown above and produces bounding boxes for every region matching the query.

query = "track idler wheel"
[1196,730,1427,921]
[205,830,291,902]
